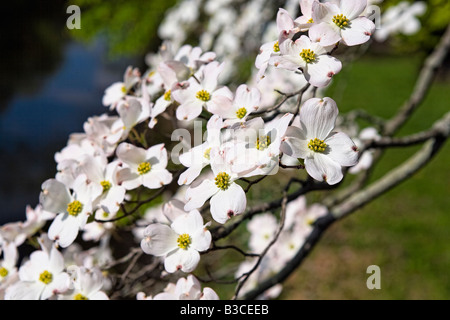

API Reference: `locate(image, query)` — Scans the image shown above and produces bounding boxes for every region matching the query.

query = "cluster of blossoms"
[1,0,390,300]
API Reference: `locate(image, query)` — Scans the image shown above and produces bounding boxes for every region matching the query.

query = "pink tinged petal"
[184,179,218,211]
[165,248,200,273]
[325,132,359,167]
[341,17,375,46]
[308,22,342,47]
[140,224,178,256]
[210,183,246,224]
[299,97,339,140]
[207,90,234,116]
[340,0,367,20]
[270,55,302,71]
[176,99,203,121]
[280,126,309,159]
[304,54,342,87]
[39,179,71,214]
[117,98,142,130]
[116,168,141,190]
[116,142,146,166]
[276,8,295,35]
[305,153,343,185]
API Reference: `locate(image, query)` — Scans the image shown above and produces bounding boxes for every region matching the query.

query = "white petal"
[308,22,342,47]
[299,97,339,140]
[341,16,375,46]
[210,183,246,224]
[191,226,212,252]
[140,224,178,256]
[48,213,81,248]
[142,169,173,189]
[164,249,200,273]
[325,132,359,166]
[184,179,218,211]
[176,99,203,121]
[305,153,343,185]
[116,142,146,166]
[305,55,342,87]
[39,179,71,214]
[340,0,367,20]
[280,126,309,159]
[171,210,204,235]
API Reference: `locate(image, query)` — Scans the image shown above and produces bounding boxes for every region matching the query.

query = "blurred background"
[0,0,449,299]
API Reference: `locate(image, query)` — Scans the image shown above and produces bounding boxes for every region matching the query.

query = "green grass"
[279,52,450,300]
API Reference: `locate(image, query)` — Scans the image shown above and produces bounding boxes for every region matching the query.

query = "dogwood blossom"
[184,146,247,224]
[102,66,141,109]
[281,97,359,184]
[270,35,342,87]
[309,0,376,46]
[40,176,97,248]
[5,244,70,300]
[59,265,109,300]
[172,61,233,121]
[116,142,172,190]
[140,209,211,273]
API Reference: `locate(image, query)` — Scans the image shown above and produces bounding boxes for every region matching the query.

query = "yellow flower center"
[215,172,231,191]
[196,90,211,102]
[39,270,53,284]
[164,89,171,101]
[256,135,271,150]
[137,162,151,175]
[300,49,316,63]
[307,18,314,23]
[121,85,127,94]
[273,41,280,53]
[333,14,350,29]
[100,180,112,192]
[74,293,89,300]
[67,200,83,217]
[0,267,9,278]
[308,138,327,153]
[204,147,211,160]
[236,107,247,119]
[177,233,192,250]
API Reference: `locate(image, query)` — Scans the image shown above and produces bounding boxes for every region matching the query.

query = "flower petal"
[304,55,342,87]
[164,249,200,273]
[184,179,218,211]
[299,97,339,140]
[210,183,246,224]
[341,16,375,46]
[325,132,359,166]
[305,153,343,185]
[140,224,178,256]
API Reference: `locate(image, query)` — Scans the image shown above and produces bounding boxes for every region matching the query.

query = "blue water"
[0,38,139,224]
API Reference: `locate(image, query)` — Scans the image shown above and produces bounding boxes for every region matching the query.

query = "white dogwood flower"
[270,35,342,87]
[281,97,359,184]
[140,209,211,273]
[116,142,173,190]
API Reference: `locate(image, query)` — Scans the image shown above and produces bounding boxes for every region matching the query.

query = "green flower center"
[333,14,350,29]
[300,49,316,63]
[177,233,192,250]
[196,90,211,102]
[236,107,247,119]
[137,162,151,175]
[67,200,83,216]
[215,172,231,191]
[308,138,327,153]
[204,147,211,160]
[273,41,280,53]
[39,270,53,284]
[164,89,171,101]
[256,135,271,150]
[0,267,9,278]
[100,180,112,192]
[74,293,89,300]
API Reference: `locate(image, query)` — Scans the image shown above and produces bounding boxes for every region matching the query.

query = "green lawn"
[279,52,450,300]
